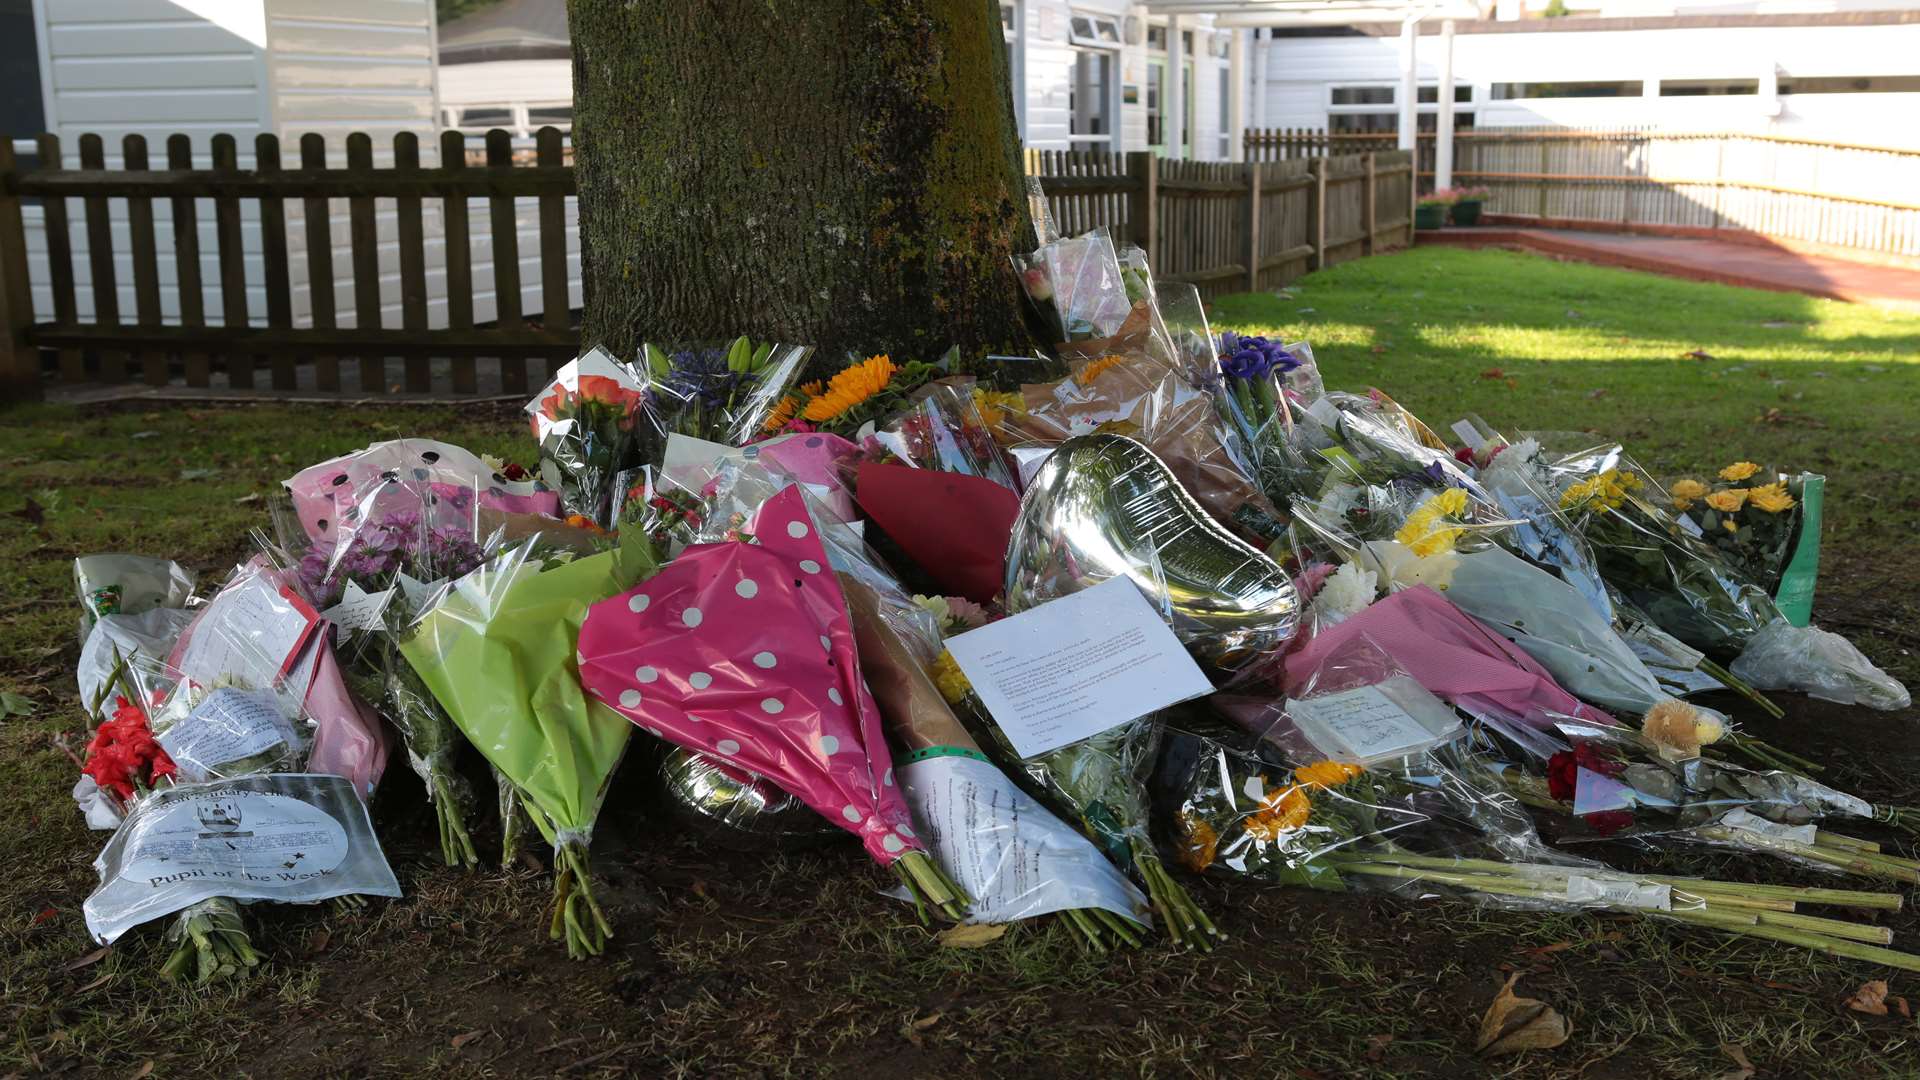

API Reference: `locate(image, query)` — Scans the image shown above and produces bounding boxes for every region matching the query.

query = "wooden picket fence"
[1245,128,1439,190]
[1026,148,1414,297]
[0,133,1411,400]
[1452,128,1920,258]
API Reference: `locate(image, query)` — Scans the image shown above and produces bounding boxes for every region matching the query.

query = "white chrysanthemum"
[1309,562,1379,629]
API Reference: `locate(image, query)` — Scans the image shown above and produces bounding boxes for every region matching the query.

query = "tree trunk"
[568,0,1037,365]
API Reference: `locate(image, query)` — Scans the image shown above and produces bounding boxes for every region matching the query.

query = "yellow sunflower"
[1720,461,1761,482]
[761,394,801,432]
[1748,482,1797,514]
[802,355,897,422]
[972,387,1025,431]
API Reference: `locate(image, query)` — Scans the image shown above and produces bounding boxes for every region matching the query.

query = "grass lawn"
[3,246,1919,1078]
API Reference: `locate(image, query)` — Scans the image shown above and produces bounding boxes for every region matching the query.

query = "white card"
[175,574,319,690]
[158,687,293,782]
[1286,679,1460,764]
[321,581,394,633]
[945,577,1212,758]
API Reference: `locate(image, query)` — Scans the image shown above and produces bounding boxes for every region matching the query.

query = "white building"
[1236,2,1920,148]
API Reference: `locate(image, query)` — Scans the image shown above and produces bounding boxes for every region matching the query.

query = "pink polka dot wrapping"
[576,486,923,866]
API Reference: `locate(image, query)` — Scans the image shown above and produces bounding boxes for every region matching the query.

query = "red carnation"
[1546,751,1577,802]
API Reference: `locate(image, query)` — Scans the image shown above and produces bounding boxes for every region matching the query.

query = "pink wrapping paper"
[285,438,558,547]
[754,433,862,524]
[1282,585,1616,730]
[166,561,391,796]
[576,486,923,865]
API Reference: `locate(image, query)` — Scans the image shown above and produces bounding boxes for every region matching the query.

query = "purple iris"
[1217,332,1300,381]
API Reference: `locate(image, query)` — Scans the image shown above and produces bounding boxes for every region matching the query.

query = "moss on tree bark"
[568,0,1037,366]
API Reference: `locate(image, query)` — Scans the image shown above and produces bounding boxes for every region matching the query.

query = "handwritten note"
[945,577,1211,758]
[175,574,319,690]
[1287,678,1461,764]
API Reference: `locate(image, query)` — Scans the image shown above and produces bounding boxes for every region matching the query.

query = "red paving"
[1420,227,1920,308]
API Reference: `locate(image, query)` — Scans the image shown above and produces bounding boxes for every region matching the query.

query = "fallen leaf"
[1524,942,1575,956]
[233,493,262,506]
[450,1030,484,1050]
[129,1062,153,1080]
[0,692,34,719]
[1479,368,1505,379]
[305,928,331,956]
[1475,972,1571,1057]
[936,923,1008,949]
[1683,349,1714,361]
[1370,345,1388,354]
[77,972,112,993]
[1716,1043,1755,1080]
[1846,980,1890,1016]
[1898,996,1913,1019]
[63,947,109,971]
[911,1012,942,1031]
[902,1011,943,1048]
[10,498,44,526]
[31,907,56,927]
[1586,389,1608,400]
[1364,1033,1394,1061]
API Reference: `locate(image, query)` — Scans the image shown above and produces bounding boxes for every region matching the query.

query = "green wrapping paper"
[398,550,633,957]
[1775,475,1823,628]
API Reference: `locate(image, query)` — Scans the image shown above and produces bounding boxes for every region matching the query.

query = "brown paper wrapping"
[841,575,980,755]
[476,507,606,554]
[998,352,1282,542]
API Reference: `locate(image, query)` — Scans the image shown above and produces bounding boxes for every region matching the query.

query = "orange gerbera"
[1074,354,1129,387]
[1244,784,1311,841]
[1293,761,1364,789]
[802,355,897,422]
[1176,812,1220,872]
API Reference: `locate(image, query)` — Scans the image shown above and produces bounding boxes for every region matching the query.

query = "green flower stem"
[893,852,970,924]
[1814,831,1881,854]
[161,899,260,983]
[1061,908,1107,953]
[432,771,480,869]
[1694,825,1920,884]
[1698,658,1785,719]
[548,840,612,960]
[1753,910,1894,945]
[1133,846,1217,951]
[1665,907,1920,973]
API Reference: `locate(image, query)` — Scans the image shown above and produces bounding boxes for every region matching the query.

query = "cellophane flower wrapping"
[1152,710,1676,915]
[1014,228,1136,344]
[868,380,1020,491]
[527,348,649,528]
[398,544,633,955]
[837,540,1150,931]
[636,336,812,460]
[72,554,196,646]
[993,348,1286,545]
[575,486,925,868]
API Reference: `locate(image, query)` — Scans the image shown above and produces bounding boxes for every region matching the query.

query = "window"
[1070,49,1115,151]
[1660,79,1758,96]
[1779,75,1920,95]
[1002,1,1023,139]
[527,105,573,130]
[1000,1,1016,37]
[0,0,45,145]
[1218,67,1229,157]
[1146,24,1165,51]
[1068,12,1121,47]
[452,107,514,132]
[1327,83,1475,135]
[1491,81,1640,100]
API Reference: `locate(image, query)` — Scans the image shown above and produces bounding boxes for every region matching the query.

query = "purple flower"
[1217,332,1299,382]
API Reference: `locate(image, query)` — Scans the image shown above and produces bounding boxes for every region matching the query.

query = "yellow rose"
[1704,489,1748,513]
[1748,483,1797,514]
[1671,497,1695,512]
[1669,479,1709,501]
[1719,461,1761,482]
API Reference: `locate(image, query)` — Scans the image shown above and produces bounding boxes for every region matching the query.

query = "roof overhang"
[1141,0,1484,26]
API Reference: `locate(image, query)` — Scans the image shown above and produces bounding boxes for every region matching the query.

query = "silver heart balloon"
[1004,434,1299,674]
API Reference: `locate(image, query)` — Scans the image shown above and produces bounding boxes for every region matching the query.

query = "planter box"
[1415,204,1449,230]
[1450,200,1483,227]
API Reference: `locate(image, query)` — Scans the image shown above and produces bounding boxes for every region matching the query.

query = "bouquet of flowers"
[638,335,812,457]
[528,348,649,528]
[866,380,1019,490]
[763,352,947,439]
[398,544,634,957]
[1015,227,1137,345]
[575,486,969,921]
[1154,713,1920,972]
[1666,463,1824,623]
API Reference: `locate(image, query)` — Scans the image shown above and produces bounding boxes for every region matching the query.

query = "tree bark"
[568,0,1036,366]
